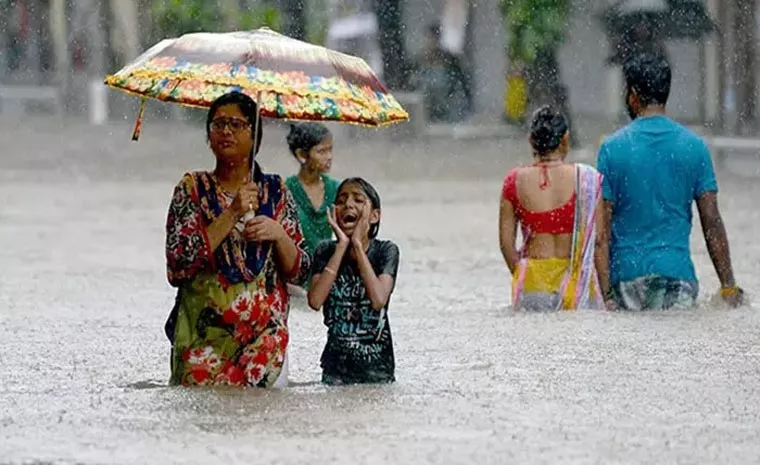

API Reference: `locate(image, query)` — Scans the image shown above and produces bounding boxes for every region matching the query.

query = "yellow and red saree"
[511,163,604,311]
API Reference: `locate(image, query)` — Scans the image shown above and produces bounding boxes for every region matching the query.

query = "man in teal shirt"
[597,52,744,310]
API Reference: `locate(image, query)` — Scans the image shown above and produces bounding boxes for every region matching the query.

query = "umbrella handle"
[235,211,257,233]
[131,98,147,141]
[243,87,261,234]
[251,90,262,180]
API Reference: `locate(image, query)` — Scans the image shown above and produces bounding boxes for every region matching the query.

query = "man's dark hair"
[623,52,671,106]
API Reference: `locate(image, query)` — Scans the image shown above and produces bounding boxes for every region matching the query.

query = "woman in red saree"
[164,92,310,387]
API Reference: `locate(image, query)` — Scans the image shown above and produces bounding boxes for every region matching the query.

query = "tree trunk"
[84,0,106,79]
[49,0,68,88]
[108,0,140,61]
[374,0,410,89]
[734,0,756,135]
[525,47,577,146]
[218,0,241,30]
[282,0,307,40]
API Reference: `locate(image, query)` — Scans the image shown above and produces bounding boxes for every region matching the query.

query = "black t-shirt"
[312,239,400,384]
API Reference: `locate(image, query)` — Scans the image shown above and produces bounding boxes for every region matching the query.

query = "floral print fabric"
[104,29,409,127]
[166,168,310,387]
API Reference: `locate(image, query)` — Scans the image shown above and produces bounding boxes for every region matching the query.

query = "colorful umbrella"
[104,28,409,140]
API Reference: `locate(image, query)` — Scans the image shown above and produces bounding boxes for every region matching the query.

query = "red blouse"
[502,168,575,234]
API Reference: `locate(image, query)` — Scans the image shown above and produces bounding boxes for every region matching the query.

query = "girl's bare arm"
[354,244,395,311]
[308,242,349,310]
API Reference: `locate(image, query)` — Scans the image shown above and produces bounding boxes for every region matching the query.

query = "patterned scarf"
[193,163,283,285]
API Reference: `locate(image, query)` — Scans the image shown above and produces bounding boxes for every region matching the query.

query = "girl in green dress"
[284,123,340,289]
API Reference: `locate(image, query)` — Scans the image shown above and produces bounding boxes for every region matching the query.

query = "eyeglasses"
[210,118,251,133]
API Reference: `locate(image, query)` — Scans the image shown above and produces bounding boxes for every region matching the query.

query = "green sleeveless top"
[285,174,340,284]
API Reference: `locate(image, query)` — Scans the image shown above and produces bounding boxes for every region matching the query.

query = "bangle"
[720,286,742,297]
[323,267,337,276]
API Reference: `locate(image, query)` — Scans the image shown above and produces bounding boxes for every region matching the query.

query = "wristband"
[720,286,742,297]
[323,267,337,276]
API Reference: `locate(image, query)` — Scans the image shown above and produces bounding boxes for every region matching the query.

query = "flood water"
[1,117,759,464]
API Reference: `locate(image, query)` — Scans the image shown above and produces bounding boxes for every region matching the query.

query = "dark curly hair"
[286,122,331,160]
[206,91,264,166]
[529,105,568,157]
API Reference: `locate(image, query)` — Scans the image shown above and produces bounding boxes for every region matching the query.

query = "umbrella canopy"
[599,0,714,41]
[662,0,715,39]
[104,28,409,139]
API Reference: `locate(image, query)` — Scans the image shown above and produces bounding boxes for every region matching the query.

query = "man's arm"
[594,200,613,302]
[692,141,743,306]
[596,145,617,307]
[696,191,737,289]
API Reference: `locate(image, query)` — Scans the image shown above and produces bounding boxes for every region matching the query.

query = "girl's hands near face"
[351,203,371,249]
[327,206,349,245]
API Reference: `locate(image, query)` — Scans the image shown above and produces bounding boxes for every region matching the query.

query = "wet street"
[1,116,759,464]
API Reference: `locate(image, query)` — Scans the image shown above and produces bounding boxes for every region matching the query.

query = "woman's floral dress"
[165,165,310,387]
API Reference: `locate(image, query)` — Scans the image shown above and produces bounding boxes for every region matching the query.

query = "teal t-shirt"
[597,115,718,285]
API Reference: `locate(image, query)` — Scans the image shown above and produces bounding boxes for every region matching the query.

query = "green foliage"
[151,0,218,38]
[239,6,281,31]
[150,0,282,41]
[305,0,330,45]
[500,0,569,64]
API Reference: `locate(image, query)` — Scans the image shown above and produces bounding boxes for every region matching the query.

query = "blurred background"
[0,0,755,147]
[4,4,760,463]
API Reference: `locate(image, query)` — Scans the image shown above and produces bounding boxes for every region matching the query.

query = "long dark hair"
[338,177,382,239]
[206,91,264,167]
[286,122,331,160]
[529,105,568,157]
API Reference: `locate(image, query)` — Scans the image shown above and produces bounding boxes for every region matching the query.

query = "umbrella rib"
[168,77,183,100]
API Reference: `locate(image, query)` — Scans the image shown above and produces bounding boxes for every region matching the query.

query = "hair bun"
[529,105,568,156]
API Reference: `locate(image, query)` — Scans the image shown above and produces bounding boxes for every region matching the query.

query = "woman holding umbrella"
[164,91,311,387]
[104,28,409,386]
